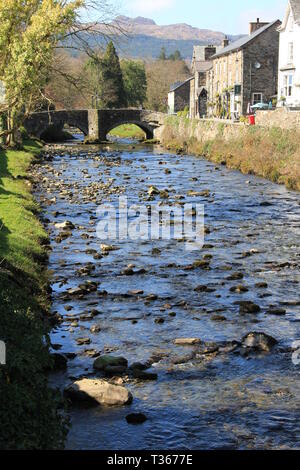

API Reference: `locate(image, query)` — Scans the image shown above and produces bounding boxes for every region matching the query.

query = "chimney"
[204,45,217,60]
[249,18,269,34]
[222,36,229,48]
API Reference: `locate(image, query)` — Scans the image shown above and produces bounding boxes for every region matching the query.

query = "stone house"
[277,0,300,108]
[168,77,193,114]
[189,44,222,118]
[207,19,281,117]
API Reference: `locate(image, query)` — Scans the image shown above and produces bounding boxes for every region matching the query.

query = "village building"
[189,44,222,118]
[207,19,281,118]
[168,77,193,114]
[277,0,300,108]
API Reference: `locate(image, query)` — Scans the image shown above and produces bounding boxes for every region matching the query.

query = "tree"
[169,50,182,61]
[159,47,167,61]
[0,1,122,144]
[84,52,105,108]
[121,60,147,107]
[0,0,85,145]
[45,52,88,110]
[146,59,191,112]
[90,41,126,108]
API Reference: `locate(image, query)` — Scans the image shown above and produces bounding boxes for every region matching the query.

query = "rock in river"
[100,244,119,253]
[132,370,158,381]
[126,413,147,425]
[239,301,261,314]
[174,338,201,345]
[55,220,75,230]
[241,332,278,352]
[267,307,286,316]
[94,355,128,371]
[76,337,91,345]
[64,379,132,406]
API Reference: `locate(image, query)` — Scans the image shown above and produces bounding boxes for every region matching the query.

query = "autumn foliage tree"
[0,0,85,144]
[0,1,121,144]
[146,59,191,112]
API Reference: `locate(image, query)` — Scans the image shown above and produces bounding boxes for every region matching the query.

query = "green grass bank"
[0,141,67,449]
[108,123,146,140]
[159,116,300,191]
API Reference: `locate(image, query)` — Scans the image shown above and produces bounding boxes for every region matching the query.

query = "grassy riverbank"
[161,117,300,191]
[108,124,146,140]
[0,140,67,449]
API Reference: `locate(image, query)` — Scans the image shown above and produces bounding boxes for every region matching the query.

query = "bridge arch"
[40,120,88,141]
[105,120,154,140]
[24,110,89,140]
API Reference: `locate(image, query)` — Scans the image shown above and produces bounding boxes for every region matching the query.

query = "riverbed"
[32,140,300,450]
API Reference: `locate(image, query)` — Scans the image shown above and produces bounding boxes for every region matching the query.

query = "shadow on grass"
[0,147,16,198]
[0,150,12,269]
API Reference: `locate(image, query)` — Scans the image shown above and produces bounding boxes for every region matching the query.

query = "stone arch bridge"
[24,109,166,142]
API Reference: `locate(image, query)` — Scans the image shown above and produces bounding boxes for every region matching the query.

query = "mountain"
[114,15,227,42]
[107,16,244,59]
[73,16,244,60]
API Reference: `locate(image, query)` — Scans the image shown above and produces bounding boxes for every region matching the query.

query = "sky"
[120,0,287,34]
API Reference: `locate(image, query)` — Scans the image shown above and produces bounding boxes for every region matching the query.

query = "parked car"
[251,102,270,110]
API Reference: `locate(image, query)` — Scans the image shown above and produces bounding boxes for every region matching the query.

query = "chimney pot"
[249,19,268,34]
[222,37,229,48]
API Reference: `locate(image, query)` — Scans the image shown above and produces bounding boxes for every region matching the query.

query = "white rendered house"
[278,0,300,107]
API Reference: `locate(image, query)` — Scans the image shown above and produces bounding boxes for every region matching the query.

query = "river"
[32,139,300,450]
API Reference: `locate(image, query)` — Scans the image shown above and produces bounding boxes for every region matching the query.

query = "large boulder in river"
[93,355,128,371]
[174,338,201,346]
[54,220,75,230]
[241,332,278,352]
[64,379,132,406]
[239,301,261,314]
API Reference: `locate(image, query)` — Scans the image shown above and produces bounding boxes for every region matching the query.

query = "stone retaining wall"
[154,116,247,143]
[255,108,300,129]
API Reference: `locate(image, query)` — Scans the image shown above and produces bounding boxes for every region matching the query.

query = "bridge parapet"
[24,108,166,142]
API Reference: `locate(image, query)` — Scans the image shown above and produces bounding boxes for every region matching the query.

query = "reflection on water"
[33,140,300,450]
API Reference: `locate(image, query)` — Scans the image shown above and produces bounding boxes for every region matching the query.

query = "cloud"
[126,0,175,16]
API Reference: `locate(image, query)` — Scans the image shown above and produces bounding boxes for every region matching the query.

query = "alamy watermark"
[96,197,204,251]
[0,340,6,365]
[292,341,300,365]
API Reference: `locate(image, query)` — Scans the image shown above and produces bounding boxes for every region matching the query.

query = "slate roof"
[169,77,193,92]
[290,0,300,23]
[212,20,280,58]
[194,61,213,73]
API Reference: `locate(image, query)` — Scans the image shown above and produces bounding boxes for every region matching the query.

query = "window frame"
[252,92,263,105]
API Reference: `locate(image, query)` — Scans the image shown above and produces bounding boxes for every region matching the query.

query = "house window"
[252,93,263,105]
[234,84,241,95]
[288,42,294,62]
[282,74,293,97]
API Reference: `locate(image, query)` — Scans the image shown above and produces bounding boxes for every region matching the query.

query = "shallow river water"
[33,140,300,450]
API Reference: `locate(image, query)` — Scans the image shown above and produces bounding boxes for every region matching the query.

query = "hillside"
[90,16,244,60]
[114,15,226,42]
